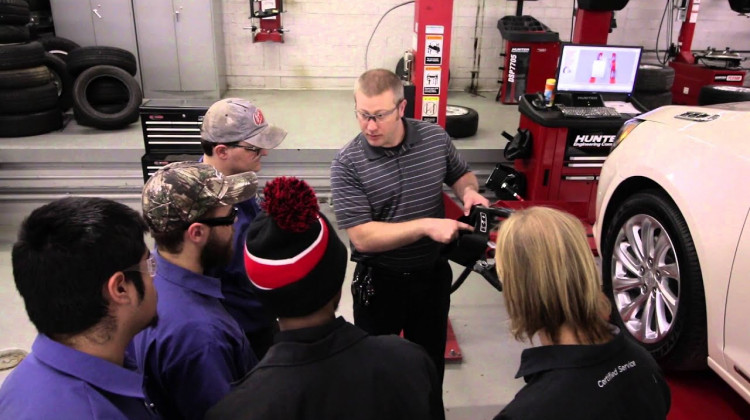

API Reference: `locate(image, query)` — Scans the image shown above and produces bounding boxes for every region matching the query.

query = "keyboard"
[557,106,621,119]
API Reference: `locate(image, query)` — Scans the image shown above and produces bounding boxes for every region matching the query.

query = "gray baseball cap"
[200,98,287,149]
[142,161,258,233]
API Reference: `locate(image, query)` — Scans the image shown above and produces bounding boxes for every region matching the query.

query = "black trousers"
[353,259,452,383]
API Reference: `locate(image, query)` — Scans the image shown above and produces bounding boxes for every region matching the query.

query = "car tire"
[37,36,80,61]
[41,52,73,111]
[86,77,130,105]
[445,105,478,138]
[602,190,707,370]
[0,0,30,25]
[698,85,750,106]
[0,108,62,137]
[66,46,137,77]
[632,91,672,111]
[26,0,50,11]
[0,41,45,70]
[0,65,50,88]
[0,82,58,114]
[0,23,29,43]
[72,65,142,130]
[634,63,675,92]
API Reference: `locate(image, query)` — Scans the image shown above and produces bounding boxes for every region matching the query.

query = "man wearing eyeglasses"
[0,197,160,419]
[330,68,490,384]
[199,98,287,360]
[131,161,259,420]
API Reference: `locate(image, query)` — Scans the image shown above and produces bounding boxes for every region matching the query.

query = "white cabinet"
[50,0,141,84]
[133,0,226,99]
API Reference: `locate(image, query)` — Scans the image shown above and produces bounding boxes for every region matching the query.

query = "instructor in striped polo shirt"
[330,68,490,383]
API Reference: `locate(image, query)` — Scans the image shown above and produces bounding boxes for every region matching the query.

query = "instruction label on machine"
[425,35,443,65]
[423,66,441,95]
[421,96,439,123]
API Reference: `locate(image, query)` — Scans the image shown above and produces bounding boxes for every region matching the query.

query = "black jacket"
[495,326,670,420]
[205,317,445,420]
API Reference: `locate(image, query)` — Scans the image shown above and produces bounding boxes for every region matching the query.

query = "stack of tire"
[66,46,143,130]
[698,84,750,106]
[631,63,675,112]
[0,0,62,137]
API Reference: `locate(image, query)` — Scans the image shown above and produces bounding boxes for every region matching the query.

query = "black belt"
[362,261,443,278]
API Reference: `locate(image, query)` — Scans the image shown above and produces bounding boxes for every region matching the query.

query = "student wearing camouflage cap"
[200,98,287,359]
[130,161,259,420]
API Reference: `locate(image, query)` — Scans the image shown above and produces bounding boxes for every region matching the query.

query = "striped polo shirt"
[330,118,470,271]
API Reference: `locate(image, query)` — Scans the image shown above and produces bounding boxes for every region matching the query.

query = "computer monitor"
[554,43,642,102]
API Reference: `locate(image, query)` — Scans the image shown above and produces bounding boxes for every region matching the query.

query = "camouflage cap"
[201,98,287,149]
[142,161,258,233]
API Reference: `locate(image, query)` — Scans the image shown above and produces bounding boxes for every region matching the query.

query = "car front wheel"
[602,191,707,370]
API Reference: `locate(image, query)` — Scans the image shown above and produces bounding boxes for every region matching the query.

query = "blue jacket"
[0,334,160,419]
[130,251,257,420]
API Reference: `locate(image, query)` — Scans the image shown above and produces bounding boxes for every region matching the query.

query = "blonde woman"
[493,207,670,420]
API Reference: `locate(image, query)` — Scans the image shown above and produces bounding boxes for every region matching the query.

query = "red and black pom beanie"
[244,176,347,318]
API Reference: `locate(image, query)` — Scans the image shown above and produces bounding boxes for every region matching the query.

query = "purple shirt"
[0,334,159,419]
[129,252,256,420]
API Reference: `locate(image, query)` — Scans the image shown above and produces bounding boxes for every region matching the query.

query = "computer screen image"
[555,44,642,95]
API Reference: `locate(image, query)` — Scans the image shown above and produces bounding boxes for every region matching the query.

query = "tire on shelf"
[26,0,51,11]
[0,65,51,88]
[92,102,129,114]
[42,52,73,111]
[0,23,29,43]
[0,82,58,114]
[0,41,45,70]
[634,63,675,92]
[632,91,672,111]
[73,65,142,130]
[0,0,30,25]
[445,105,478,138]
[0,108,62,137]
[37,36,80,61]
[698,85,750,106]
[86,77,131,105]
[66,46,137,77]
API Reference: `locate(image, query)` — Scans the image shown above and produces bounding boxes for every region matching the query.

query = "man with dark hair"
[206,177,444,420]
[131,161,259,420]
[330,68,489,382]
[0,197,159,419]
[200,98,287,359]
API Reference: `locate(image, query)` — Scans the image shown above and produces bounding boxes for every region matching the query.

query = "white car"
[594,102,750,404]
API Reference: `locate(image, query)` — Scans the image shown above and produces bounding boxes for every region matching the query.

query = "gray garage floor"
[0,89,528,419]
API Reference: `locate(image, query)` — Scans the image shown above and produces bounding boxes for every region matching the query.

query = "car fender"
[596,119,750,363]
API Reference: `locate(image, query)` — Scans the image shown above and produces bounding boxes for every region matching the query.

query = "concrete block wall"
[222,0,750,91]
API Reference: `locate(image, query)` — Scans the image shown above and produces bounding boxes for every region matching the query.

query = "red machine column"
[413,0,453,127]
[572,0,629,45]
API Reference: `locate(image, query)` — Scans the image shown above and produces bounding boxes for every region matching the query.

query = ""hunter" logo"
[573,134,616,148]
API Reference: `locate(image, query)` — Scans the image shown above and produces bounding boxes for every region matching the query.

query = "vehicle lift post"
[408,0,464,362]
[410,0,453,128]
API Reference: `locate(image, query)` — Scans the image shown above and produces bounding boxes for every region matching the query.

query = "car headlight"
[611,118,642,152]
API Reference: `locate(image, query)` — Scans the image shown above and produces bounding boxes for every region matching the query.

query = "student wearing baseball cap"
[200,98,287,359]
